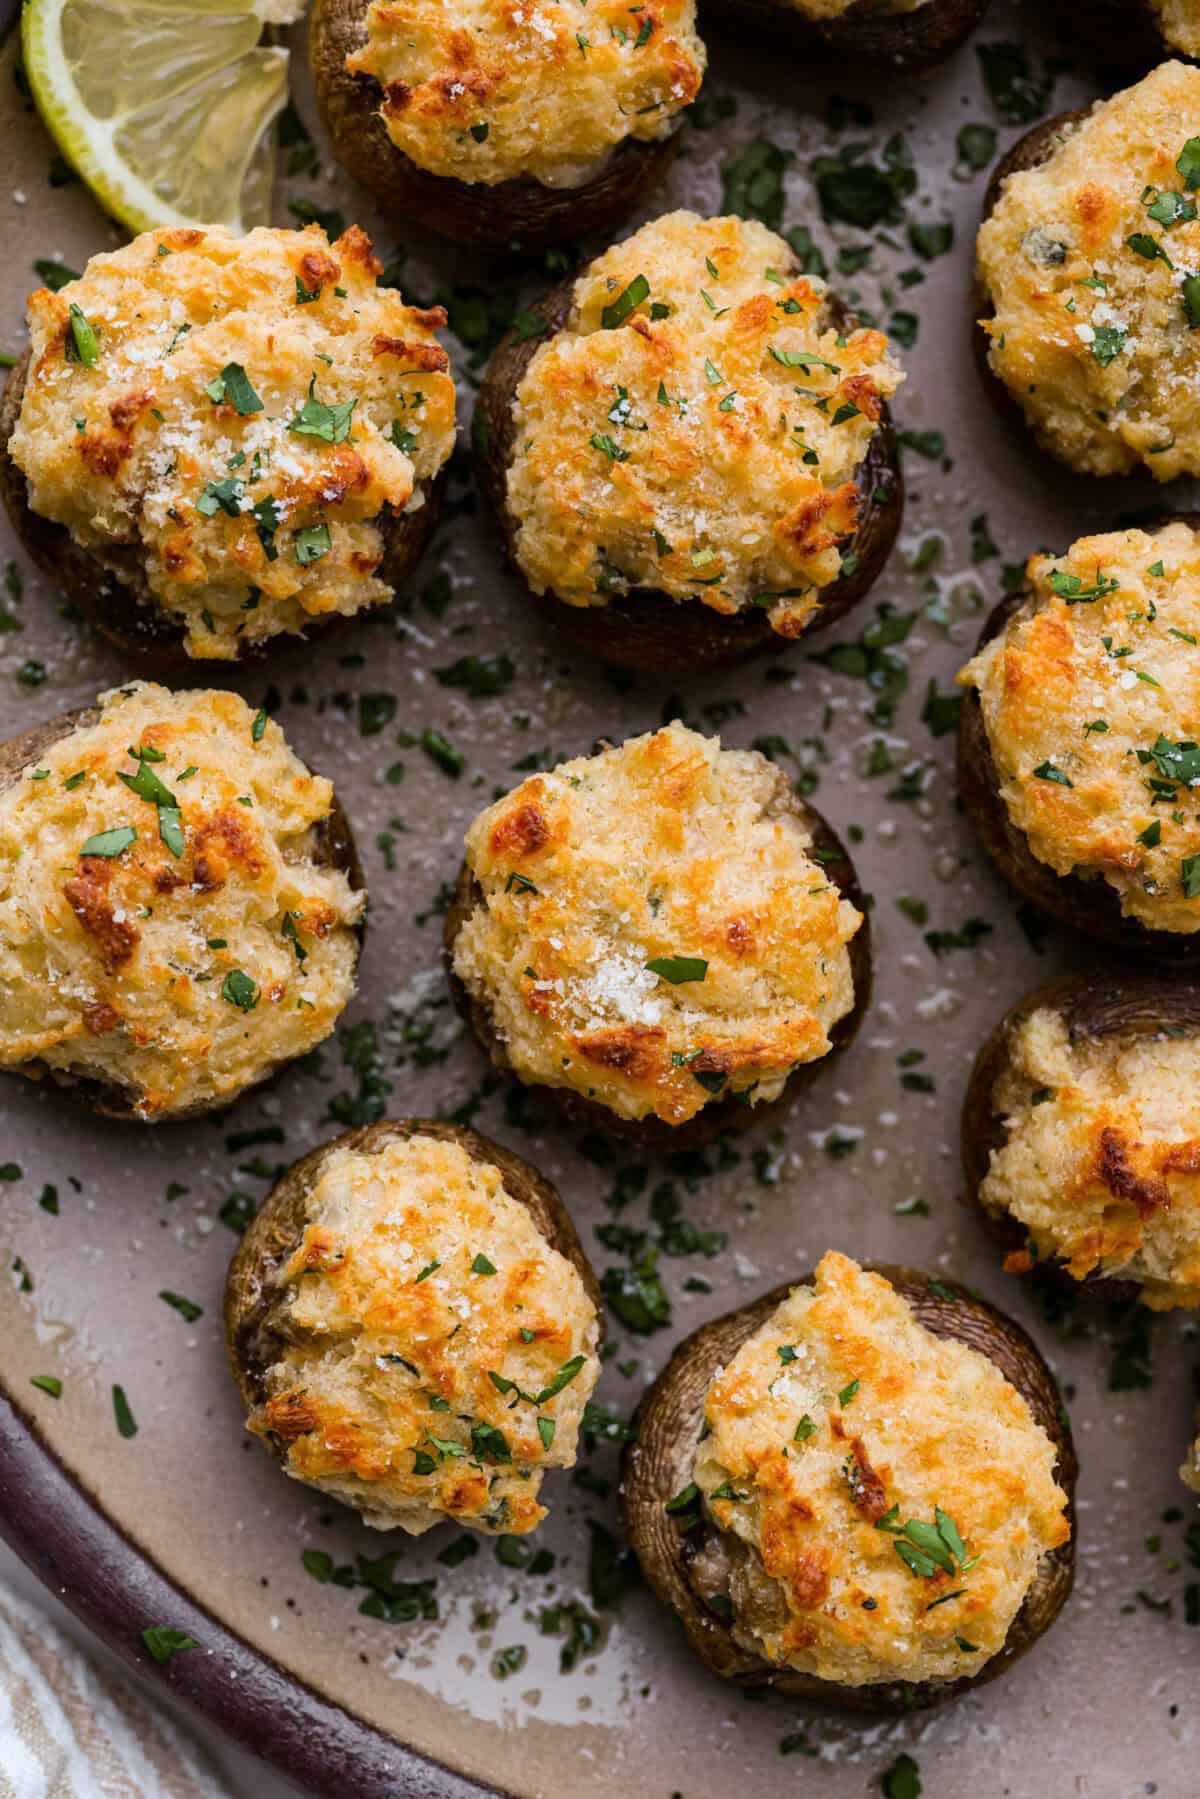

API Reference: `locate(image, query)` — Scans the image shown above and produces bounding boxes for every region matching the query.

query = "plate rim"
[0,1385,510,1799]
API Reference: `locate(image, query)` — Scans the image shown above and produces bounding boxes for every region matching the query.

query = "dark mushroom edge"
[473,272,902,674]
[973,109,1099,452]
[620,1262,1076,1712]
[702,0,990,73]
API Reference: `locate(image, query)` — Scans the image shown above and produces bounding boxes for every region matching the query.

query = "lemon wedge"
[21,0,293,236]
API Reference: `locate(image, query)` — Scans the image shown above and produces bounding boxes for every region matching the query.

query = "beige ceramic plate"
[0,8,1196,1796]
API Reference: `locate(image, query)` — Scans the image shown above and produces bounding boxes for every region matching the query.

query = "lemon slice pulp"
[21,0,292,235]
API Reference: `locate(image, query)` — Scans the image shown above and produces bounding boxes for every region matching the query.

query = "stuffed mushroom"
[622,1251,1075,1708]
[225,1120,603,1534]
[962,972,1200,1309]
[0,682,365,1121]
[1,223,456,661]
[444,721,871,1146]
[975,62,1200,479]
[957,519,1200,957]
[310,0,706,252]
[703,0,990,74]
[475,209,904,673]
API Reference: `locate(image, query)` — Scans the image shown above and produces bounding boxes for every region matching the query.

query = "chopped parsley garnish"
[837,1378,860,1406]
[1047,568,1118,603]
[878,1504,978,1582]
[537,1355,587,1403]
[1177,136,1200,190]
[1032,761,1072,787]
[290,379,356,444]
[197,476,243,519]
[294,524,332,565]
[590,432,630,463]
[794,1414,816,1442]
[30,1375,61,1398]
[119,749,184,858]
[206,361,263,415]
[141,1627,198,1663]
[645,955,708,983]
[66,303,98,366]
[1127,232,1172,266]
[471,1252,498,1275]
[1183,856,1200,900]
[1184,275,1200,331]
[79,825,136,859]
[1091,324,1128,367]
[470,1421,512,1464]
[221,969,259,1012]
[601,274,650,329]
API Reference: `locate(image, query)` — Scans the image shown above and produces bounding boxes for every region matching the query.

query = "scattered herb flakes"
[357,692,397,736]
[924,918,992,957]
[112,1384,137,1438]
[142,1626,199,1663]
[956,123,997,172]
[34,257,80,292]
[977,40,1053,123]
[921,681,961,737]
[30,1375,61,1398]
[159,1290,203,1323]
[908,220,953,259]
[722,139,792,230]
[491,1644,527,1680]
[219,1191,258,1233]
[434,654,515,697]
[1108,1302,1154,1392]
[588,1519,640,1608]
[287,196,346,239]
[881,1753,922,1799]
[421,728,465,777]
[601,1252,671,1334]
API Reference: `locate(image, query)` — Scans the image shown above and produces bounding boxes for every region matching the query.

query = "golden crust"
[694,1252,1071,1687]
[505,211,903,635]
[1151,0,1200,55]
[958,522,1200,934]
[244,1132,601,1533]
[8,225,455,659]
[346,0,705,187]
[977,62,1200,479]
[0,682,363,1117]
[450,722,861,1124]
[981,1006,1200,1308]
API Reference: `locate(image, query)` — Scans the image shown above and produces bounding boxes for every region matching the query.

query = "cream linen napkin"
[0,1579,233,1798]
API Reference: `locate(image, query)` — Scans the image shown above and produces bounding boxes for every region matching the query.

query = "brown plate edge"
[0,1385,508,1799]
